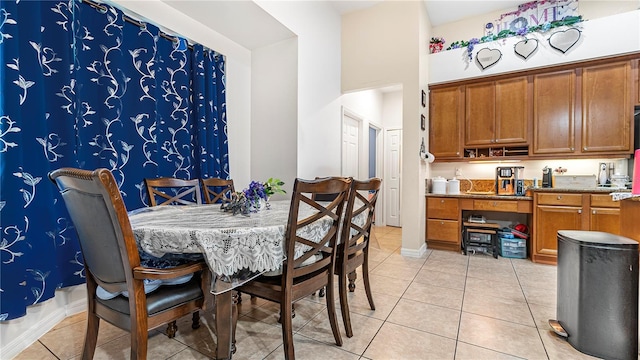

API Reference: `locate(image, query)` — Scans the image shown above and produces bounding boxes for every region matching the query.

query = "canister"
[447,178,460,194]
[431,177,447,194]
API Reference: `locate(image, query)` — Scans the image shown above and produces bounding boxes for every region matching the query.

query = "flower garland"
[444,15,583,60]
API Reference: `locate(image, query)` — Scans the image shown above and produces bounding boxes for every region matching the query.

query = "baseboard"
[400,243,427,258]
[1,294,86,359]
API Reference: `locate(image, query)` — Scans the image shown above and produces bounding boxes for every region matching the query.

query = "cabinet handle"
[578,209,582,214]
[593,210,596,214]
[570,147,574,151]
[440,221,444,225]
[456,151,460,155]
[495,139,499,143]
[441,199,444,203]
[583,147,587,151]
[557,196,562,200]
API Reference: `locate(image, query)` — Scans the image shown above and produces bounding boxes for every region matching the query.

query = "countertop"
[425,193,532,201]
[426,187,630,200]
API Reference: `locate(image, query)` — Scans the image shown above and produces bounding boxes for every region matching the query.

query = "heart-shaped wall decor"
[476,48,502,70]
[549,28,581,53]
[514,39,538,59]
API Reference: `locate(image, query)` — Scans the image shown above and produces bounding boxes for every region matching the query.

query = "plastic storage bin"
[499,237,526,258]
[555,230,638,360]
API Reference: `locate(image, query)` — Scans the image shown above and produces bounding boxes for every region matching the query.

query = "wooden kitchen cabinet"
[429,86,464,159]
[634,59,640,106]
[581,61,633,154]
[532,70,576,155]
[589,194,620,234]
[465,77,529,146]
[426,197,461,251]
[532,191,621,265]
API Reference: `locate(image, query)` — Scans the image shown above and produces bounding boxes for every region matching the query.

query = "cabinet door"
[581,61,632,153]
[590,207,620,235]
[427,197,459,219]
[534,205,582,260]
[465,82,495,146]
[496,77,529,144]
[533,70,576,154]
[429,86,463,158]
[634,59,640,106]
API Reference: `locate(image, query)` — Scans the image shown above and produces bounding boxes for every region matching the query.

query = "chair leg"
[131,327,148,360]
[81,313,100,360]
[338,272,354,338]
[192,311,201,329]
[325,276,343,347]
[281,298,295,359]
[362,258,376,311]
[166,320,177,338]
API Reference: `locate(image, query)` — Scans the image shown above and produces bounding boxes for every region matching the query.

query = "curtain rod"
[81,0,196,51]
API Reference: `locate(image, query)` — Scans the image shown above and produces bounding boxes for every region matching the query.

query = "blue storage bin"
[500,237,527,258]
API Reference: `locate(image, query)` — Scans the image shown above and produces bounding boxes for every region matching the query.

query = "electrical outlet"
[455,168,462,177]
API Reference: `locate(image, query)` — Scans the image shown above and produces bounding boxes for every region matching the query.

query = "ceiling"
[160,0,526,50]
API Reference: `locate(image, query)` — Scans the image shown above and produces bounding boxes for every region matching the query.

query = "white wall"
[251,38,298,196]
[432,1,638,47]
[256,0,343,180]
[429,10,640,84]
[342,1,427,255]
[381,91,403,129]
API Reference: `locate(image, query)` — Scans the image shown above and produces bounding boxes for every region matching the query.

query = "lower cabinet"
[426,197,461,251]
[532,191,620,265]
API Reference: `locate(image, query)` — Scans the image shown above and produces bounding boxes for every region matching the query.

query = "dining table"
[127,199,362,359]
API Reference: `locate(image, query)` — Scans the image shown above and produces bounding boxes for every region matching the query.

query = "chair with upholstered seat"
[49,168,210,360]
[144,177,202,206]
[237,177,351,360]
[336,178,381,338]
[200,178,235,205]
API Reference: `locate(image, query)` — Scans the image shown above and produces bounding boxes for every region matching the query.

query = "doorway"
[342,109,362,178]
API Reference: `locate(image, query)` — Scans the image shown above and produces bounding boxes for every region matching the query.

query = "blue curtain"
[0,0,228,321]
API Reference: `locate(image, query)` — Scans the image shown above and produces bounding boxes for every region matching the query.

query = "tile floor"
[15,226,599,360]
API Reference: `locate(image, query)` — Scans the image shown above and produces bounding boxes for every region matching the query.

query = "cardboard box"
[553,175,597,189]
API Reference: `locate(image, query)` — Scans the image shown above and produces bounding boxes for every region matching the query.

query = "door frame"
[369,121,384,225]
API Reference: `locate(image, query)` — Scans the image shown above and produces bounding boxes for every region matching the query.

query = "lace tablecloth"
[128,200,348,292]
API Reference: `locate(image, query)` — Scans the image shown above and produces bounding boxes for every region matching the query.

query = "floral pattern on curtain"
[0,0,228,321]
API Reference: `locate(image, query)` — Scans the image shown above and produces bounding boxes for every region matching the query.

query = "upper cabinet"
[532,69,576,155]
[428,55,637,162]
[429,85,464,159]
[635,59,640,106]
[465,77,529,147]
[581,61,633,154]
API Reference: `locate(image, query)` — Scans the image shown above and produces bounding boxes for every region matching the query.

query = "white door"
[385,129,401,227]
[342,113,360,178]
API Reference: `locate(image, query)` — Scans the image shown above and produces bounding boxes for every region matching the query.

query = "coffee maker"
[496,166,525,196]
[542,166,552,188]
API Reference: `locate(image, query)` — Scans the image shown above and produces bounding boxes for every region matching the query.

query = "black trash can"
[556,230,638,360]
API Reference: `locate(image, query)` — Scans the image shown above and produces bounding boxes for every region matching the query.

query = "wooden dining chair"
[144,177,202,206]
[237,177,352,360]
[49,168,210,360]
[200,178,235,204]
[336,177,382,338]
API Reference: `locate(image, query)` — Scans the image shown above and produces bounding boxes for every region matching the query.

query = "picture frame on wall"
[421,90,426,107]
[421,114,426,131]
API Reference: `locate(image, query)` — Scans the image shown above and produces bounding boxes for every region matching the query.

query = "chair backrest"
[341,178,382,260]
[283,177,351,282]
[49,168,138,295]
[144,177,202,206]
[201,178,235,204]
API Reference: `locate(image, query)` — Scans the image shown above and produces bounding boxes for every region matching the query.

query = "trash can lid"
[558,230,638,248]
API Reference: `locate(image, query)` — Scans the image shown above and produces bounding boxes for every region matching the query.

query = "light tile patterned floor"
[15,226,600,360]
